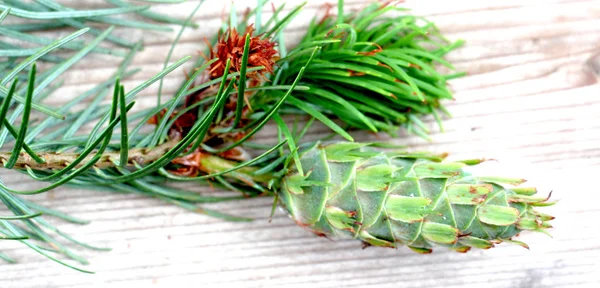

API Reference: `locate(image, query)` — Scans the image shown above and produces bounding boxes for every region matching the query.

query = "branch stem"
[0,140,177,170]
[0,140,273,184]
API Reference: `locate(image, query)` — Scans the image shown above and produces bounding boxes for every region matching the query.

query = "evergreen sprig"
[0,0,216,272]
[0,0,467,272]
[273,2,465,139]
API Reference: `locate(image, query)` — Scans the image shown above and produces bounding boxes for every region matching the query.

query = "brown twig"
[0,140,179,170]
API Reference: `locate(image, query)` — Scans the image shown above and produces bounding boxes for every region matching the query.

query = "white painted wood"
[1,0,600,287]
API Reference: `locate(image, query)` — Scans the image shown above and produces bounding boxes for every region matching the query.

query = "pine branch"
[0,0,202,270]
[0,0,555,274]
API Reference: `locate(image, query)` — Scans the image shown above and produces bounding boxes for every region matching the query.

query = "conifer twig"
[0,140,178,170]
[0,0,555,274]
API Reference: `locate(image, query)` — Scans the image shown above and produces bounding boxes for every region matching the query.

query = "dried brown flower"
[209,25,278,81]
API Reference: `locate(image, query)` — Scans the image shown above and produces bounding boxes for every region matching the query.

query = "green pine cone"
[279,142,555,253]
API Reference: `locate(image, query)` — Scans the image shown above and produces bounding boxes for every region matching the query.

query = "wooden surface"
[2,0,600,287]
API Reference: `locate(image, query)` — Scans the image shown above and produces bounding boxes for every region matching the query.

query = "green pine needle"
[0,3,148,20]
[272,2,464,137]
[0,0,211,269]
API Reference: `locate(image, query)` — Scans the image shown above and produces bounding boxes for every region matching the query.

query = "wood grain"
[1,0,600,287]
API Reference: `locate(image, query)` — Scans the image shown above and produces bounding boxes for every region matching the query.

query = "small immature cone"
[279,142,555,253]
[209,25,277,81]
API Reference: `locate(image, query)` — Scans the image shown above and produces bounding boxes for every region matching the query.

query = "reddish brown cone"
[209,25,278,81]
